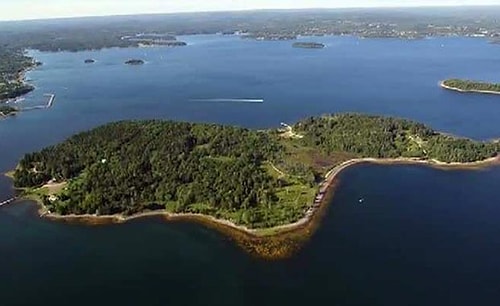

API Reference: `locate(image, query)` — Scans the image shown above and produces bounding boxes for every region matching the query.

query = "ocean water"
[1,35,500,306]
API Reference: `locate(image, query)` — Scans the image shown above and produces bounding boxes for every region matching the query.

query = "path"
[269,162,286,177]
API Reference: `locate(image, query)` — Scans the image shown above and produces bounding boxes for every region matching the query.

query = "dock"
[0,197,16,207]
[45,93,56,108]
[22,93,56,111]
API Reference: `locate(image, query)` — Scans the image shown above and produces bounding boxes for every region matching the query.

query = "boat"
[358,198,364,203]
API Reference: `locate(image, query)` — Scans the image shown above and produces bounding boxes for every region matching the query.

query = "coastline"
[440,81,500,96]
[0,51,40,105]
[6,155,499,259]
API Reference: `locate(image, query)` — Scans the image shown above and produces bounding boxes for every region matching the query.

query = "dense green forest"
[296,114,500,163]
[442,79,500,93]
[14,114,499,228]
[0,50,35,102]
[14,121,299,228]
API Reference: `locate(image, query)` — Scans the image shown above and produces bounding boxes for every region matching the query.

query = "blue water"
[1,35,500,306]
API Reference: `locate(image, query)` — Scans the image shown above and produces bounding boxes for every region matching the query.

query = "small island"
[11,113,500,259]
[441,79,500,95]
[84,59,96,64]
[139,41,187,47]
[125,59,145,65]
[292,42,325,49]
[121,33,187,48]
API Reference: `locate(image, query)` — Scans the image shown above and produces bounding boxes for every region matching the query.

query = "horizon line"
[1,4,500,23]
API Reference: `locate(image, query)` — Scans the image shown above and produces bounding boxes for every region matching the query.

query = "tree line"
[14,121,286,227]
[295,113,499,163]
[443,79,500,93]
[14,114,499,228]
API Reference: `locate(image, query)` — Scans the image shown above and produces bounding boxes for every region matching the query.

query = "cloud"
[1,0,499,21]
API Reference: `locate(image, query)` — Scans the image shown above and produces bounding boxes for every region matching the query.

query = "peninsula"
[12,113,500,259]
[292,42,325,49]
[125,59,145,65]
[0,50,37,103]
[441,79,500,95]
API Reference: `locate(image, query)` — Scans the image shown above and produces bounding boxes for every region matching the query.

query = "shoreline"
[6,155,499,259]
[0,51,41,105]
[440,81,500,96]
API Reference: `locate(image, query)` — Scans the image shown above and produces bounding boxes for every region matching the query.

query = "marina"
[22,93,56,111]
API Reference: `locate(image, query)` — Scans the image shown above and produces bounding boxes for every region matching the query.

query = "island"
[11,113,500,259]
[84,59,96,64]
[292,42,325,49]
[125,59,145,65]
[138,41,187,47]
[440,79,500,95]
[121,33,187,48]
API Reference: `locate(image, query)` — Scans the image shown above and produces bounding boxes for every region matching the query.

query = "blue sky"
[2,0,499,21]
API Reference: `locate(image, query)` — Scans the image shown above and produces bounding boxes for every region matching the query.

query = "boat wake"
[189,98,264,103]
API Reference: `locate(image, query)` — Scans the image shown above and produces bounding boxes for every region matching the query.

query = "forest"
[296,114,500,163]
[0,49,35,102]
[442,79,500,93]
[14,121,296,228]
[14,114,500,228]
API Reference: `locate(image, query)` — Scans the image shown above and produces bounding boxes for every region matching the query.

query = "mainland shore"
[440,81,500,96]
[5,155,499,259]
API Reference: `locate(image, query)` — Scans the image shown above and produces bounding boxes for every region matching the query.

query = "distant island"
[242,33,297,41]
[125,59,145,65]
[84,59,96,64]
[441,79,500,95]
[11,113,499,259]
[139,41,187,47]
[292,42,325,49]
[121,33,187,48]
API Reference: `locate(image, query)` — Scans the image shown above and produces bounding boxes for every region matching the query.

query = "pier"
[46,93,56,108]
[0,197,16,207]
[22,93,56,111]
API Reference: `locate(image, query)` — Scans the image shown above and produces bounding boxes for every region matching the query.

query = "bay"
[1,34,500,305]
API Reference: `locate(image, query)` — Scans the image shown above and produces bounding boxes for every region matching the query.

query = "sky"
[1,0,499,21]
